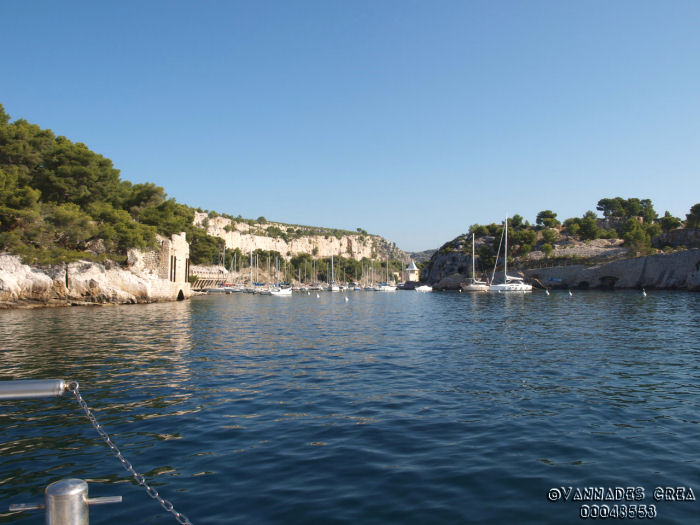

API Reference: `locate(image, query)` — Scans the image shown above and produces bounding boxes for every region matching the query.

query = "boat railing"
[1,379,191,525]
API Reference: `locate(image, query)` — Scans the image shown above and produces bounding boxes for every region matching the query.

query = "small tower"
[403,260,420,282]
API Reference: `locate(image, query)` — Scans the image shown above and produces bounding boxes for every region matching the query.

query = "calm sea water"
[1,291,698,524]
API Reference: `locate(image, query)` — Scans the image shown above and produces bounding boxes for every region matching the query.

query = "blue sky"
[2,1,699,252]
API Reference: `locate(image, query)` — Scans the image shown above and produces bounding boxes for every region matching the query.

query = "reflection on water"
[1,291,699,524]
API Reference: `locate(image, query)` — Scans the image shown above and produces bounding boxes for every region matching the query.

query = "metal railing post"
[46,479,90,525]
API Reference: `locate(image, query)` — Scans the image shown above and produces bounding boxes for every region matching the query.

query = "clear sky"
[1,1,699,252]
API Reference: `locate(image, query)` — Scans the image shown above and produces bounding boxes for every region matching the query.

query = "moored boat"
[489,215,532,293]
[462,233,489,292]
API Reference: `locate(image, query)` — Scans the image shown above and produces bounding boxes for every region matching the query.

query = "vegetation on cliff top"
[0,104,232,264]
[0,105,385,266]
[436,198,698,272]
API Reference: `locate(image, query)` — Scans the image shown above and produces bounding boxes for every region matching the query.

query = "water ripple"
[1,291,698,524]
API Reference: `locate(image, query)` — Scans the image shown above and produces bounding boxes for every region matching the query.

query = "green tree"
[0,166,41,231]
[597,197,626,218]
[660,211,681,232]
[541,243,554,257]
[44,203,97,248]
[36,137,122,208]
[469,224,488,237]
[622,218,651,253]
[188,228,221,265]
[139,199,193,236]
[536,210,560,229]
[564,218,581,235]
[0,116,55,179]
[124,182,166,217]
[510,214,524,230]
[579,212,600,240]
[541,228,559,244]
[686,203,700,228]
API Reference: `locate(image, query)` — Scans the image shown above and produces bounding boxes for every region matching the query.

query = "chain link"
[67,382,193,525]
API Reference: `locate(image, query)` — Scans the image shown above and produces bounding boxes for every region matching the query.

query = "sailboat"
[377,256,397,291]
[329,255,340,292]
[489,215,533,293]
[270,256,292,295]
[461,233,489,292]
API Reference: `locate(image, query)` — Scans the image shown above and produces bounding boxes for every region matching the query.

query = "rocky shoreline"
[524,249,700,291]
[0,254,191,309]
[426,249,700,291]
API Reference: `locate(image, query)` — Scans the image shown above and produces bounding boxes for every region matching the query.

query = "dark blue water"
[1,291,698,524]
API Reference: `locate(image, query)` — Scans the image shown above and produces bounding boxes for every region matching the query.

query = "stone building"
[159,232,190,284]
[403,261,420,282]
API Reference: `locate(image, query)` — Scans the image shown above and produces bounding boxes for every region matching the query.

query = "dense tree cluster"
[0,104,222,264]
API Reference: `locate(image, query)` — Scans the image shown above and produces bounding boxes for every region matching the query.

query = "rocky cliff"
[195,213,406,261]
[423,227,700,291]
[0,252,191,309]
[524,249,700,291]
[423,248,700,291]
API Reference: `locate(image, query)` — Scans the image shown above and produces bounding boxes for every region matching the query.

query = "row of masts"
[211,249,400,286]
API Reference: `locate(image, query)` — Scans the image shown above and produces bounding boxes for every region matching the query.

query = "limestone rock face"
[434,273,467,291]
[0,253,191,309]
[523,249,700,291]
[194,213,405,261]
[652,228,700,249]
[423,251,478,286]
[0,255,54,303]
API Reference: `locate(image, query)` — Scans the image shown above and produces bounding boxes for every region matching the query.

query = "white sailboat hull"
[489,282,532,292]
[461,282,489,292]
[270,287,292,296]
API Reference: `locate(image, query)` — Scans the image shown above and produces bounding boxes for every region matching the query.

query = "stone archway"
[177,289,185,301]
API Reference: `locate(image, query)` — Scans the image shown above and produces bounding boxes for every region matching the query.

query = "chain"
[67,382,193,525]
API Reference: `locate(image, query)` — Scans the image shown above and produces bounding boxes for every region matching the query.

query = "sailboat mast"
[472,233,476,279]
[504,215,508,281]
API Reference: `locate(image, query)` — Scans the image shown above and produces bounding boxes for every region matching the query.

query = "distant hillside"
[407,249,436,264]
